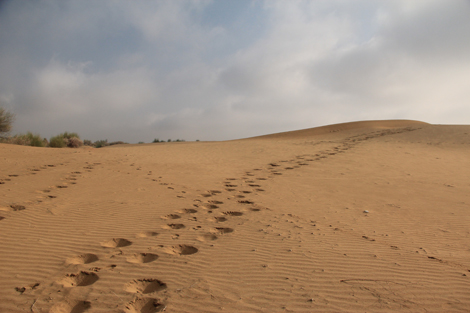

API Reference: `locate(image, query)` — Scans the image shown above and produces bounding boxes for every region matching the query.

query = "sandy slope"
[0,120,469,313]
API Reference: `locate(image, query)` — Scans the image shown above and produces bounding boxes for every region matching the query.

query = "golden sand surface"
[1,120,469,312]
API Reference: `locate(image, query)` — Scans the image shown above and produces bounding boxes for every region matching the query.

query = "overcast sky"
[1,0,469,142]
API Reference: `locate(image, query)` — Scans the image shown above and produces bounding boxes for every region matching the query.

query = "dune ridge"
[1,120,469,312]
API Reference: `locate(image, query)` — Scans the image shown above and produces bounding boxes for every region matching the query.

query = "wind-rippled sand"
[1,120,469,312]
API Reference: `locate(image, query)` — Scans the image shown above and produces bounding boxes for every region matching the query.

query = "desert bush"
[65,136,83,148]
[94,139,108,148]
[83,139,93,146]
[49,135,66,148]
[153,138,160,143]
[0,107,14,136]
[1,132,45,147]
[25,132,45,147]
[49,132,82,148]
[109,141,127,146]
[61,132,80,140]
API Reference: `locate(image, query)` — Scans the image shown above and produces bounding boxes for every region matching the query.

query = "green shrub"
[49,135,66,148]
[153,138,160,143]
[83,139,93,146]
[49,132,82,148]
[109,141,127,146]
[94,139,108,148]
[25,132,45,147]
[61,132,80,140]
[1,132,45,147]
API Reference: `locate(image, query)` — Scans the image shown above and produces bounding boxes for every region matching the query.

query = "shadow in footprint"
[197,233,218,241]
[127,253,159,264]
[66,253,99,265]
[164,223,185,230]
[58,271,99,287]
[124,296,165,313]
[101,238,132,248]
[212,227,234,234]
[125,279,167,294]
[223,211,243,216]
[161,214,181,220]
[136,231,159,238]
[49,300,91,313]
[163,244,198,255]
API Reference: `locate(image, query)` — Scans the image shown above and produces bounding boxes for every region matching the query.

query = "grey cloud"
[1,1,470,143]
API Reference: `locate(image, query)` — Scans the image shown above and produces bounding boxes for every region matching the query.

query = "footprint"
[163,244,198,255]
[255,188,265,192]
[212,227,234,234]
[0,216,4,221]
[9,174,19,177]
[200,204,219,210]
[208,200,223,204]
[127,253,159,264]
[125,279,167,294]
[1,205,26,212]
[210,190,222,194]
[56,185,68,189]
[238,200,254,204]
[14,283,40,294]
[226,178,237,181]
[225,188,236,192]
[136,231,159,238]
[164,223,185,230]
[101,238,132,248]
[197,233,218,241]
[225,184,237,187]
[58,271,99,287]
[162,214,181,220]
[209,216,227,222]
[240,191,252,194]
[65,253,99,265]
[124,296,165,313]
[250,208,261,212]
[200,193,212,197]
[269,163,280,167]
[49,300,91,313]
[256,178,267,180]
[179,208,197,214]
[248,184,260,187]
[223,211,243,216]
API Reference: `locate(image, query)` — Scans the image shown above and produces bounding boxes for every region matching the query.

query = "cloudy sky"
[1,0,469,142]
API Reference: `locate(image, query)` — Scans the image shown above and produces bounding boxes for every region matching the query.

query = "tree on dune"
[0,107,14,136]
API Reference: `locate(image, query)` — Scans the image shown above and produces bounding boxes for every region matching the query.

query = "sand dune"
[1,120,469,312]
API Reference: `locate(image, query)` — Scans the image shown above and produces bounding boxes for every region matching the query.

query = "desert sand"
[1,120,469,312]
